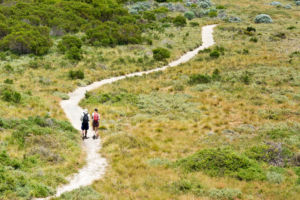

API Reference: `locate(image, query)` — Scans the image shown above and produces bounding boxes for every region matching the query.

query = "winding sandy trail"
[39,24,216,199]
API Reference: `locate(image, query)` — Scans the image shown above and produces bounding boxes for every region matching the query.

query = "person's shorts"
[81,123,89,130]
[93,121,99,129]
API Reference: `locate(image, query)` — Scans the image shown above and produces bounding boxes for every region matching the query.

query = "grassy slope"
[79,0,300,199]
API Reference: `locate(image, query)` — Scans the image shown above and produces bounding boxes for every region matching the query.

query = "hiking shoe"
[93,135,95,140]
[85,136,88,139]
[82,135,85,140]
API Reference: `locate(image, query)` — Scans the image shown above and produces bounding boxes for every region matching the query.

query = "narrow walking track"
[37,24,216,199]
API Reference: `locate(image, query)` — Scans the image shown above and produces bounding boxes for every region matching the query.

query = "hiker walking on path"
[80,108,91,139]
[92,108,100,140]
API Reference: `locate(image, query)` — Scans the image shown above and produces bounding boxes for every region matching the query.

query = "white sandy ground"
[35,24,216,199]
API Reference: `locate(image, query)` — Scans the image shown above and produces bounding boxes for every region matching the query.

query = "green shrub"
[250,37,258,42]
[0,52,6,61]
[65,47,83,61]
[287,26,296,30]
[190,22,199,27]
[255,14,273,23]
[152,47,170,61]
[228,16,242,23]
[4,79,13,84]
[189,74,211,84]
[169,178,205,196]
[68,69,85,80]
[247,26,256,32]
[177,147,266,181]
[1,27,52,55]
[184,11,196,20]
[216,5,226,9]
[172,15,187,27]
[209,50,220,58]
[296,1,300,6]
[58,36,82,54]
[4,64,13,72]
[198,48,211,53]
[198,2,209,8]
[208,11,217,18]
[143,11,156,21]
[209,188,242,200]
[2,90,21,103]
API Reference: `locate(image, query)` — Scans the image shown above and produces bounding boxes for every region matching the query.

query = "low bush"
[172,15,187,27]
[4,79,13,84]
[287,26,296,30]
[250,37,258,42]
[152,47,170,61]
[184,11,196,20]
[209,188,242,200]
[209,50,220,58]
[208,11,218,18]
[267,172,285,184]
[143,11,156,21]
[169,178,205,196]
[177,147,266,181]
[65,47,83,61]
[247,26,256,32]
[57,36,82,54]
[255,14,273,23]
[68,69,85,80]
[216,5,226,9]
[190,22,199,27]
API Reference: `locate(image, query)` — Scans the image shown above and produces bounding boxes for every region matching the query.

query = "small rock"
[222,129,235,135]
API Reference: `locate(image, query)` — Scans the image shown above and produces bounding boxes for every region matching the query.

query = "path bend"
[39,24,216,199]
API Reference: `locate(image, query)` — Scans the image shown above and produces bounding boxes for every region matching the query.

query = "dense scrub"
[0,115,81,199]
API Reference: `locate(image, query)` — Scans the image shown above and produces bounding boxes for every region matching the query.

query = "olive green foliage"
[86,22,142,47]
[3,79,13,84]
[210,50,220,58]
[0,86,21,103]
[0,116,78,198]
[65,47,83,61]
[172,15,187,27]
[68,69,84,80]
[0,1,141,55]
[188,69,221,84]
[152,47,171,61]
[0,25,52,55]
[177,147,266,181]
[143,11,156,21]
[84,92,138,105]
[190,22,199,27]
[208,11,217,18]
[57,36,82,53]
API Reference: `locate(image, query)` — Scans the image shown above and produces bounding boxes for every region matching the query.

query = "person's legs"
[95,127,98,138]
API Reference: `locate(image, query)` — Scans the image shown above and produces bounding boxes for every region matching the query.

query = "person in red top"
[92,108,100,140]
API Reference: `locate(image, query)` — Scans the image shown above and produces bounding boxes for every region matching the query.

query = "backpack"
[93,113,99,121]
[83,113,89,124]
